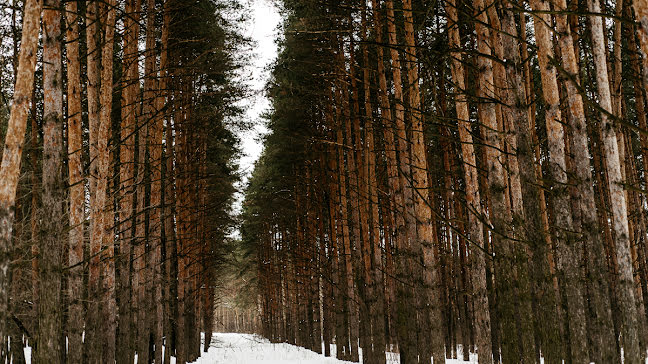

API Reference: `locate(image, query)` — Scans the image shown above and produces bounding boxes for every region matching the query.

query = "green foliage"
[168,0,251,293]
[238,0,340,303]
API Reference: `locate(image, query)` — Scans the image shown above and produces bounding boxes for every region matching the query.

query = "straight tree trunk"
[361,5,386,362]
[36,0,65,360]
[0,0,42,347]
[325,94,345,360]
[86,0,100,196]
[528,1,594,363]
[625,14,648,350]
[445,0,492,361]
[348,35,372,363]
[384,1,421,361]
[117,0,139,361]
[551,0,617,361]
[472,0,522,361]
[85,0,102,359]
[402,0,445,361]
[338,39,361,363]
[120,0,142,359]
[118,0,142,361]
[320,196,332,357]
[142,0,164,359]
[30,99,40,335]
[371,0,400,350]
[632,0,648,87]
[99,2,117,362]
[333,57,358,360]
[587,0,641,361]
[611,0,624,118]
[496,3,557,363]
[164,102,177,364]
[135,0,151,357]
[64,0,85,361]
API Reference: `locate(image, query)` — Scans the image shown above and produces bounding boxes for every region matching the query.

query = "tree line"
[241,0,648,363]
[0,0,245,362]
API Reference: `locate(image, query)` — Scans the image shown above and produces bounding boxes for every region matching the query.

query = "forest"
[1,0,648,363]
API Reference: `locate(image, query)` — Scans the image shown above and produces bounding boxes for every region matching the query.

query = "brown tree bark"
[0,0,42,346]
[163,97,177,364]
[632,0,648,86]
[402,0,445,361]
[142,0,164,359]
[361,5,386,362]
[99,1,117,361]
[332,50,359,359]
[338,38,361,363]
[528,1,595,362]
[611,0,624,119]
[36,0,65,360]
[499,3,558,362]
[383,1,422,361]
[551,0,617,361]
[65,0,85,361]
[370,0,399,350]
[445,0,492,361]
[117,0,139,361]
[135,0,151,355]
[118,0,142,362]
[587,0,641,361]
[472,0,524,361]
[85,0,102,359]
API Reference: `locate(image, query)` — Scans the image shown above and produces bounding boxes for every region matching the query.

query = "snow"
[18,332,476,363]
[184,333,477,364]
[24,345,31,363]
[184,333,357,364]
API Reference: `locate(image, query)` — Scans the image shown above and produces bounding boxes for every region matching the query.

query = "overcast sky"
[237,0,280,183]
[231,0,280,222]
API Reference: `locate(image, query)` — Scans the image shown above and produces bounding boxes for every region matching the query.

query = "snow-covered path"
[188,333,476,364]
[187,333,356,364]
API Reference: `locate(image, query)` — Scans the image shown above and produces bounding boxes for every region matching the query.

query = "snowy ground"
[19,332,475,363]
[187,333,476,364]
[186,333,357,364]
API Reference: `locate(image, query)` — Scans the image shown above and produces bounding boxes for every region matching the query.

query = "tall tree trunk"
[163,98,177,364]
[496,2,558,363]
[333,53,358,359]
[628,10,648,348]
[402,0,445,361]
[0,0,42,349]
[118,0,141,362]
[371,0,399,351]
[143,0,164,359]
[633,0,648,87]
[472,0,523,361]
[85,0,102,359]
[445,0,492,361]
[587,0,641,361]
[528,1,595,362]
[384,1,421,361]
[99,1,117,362]
[65,0,85,361]
[339,38,361,363]
[552,0,617,361]
[361,5,386,362]
[135,0,151,356]
[37,0,64,360]
[348,34,372,363]
[325,93,345,360]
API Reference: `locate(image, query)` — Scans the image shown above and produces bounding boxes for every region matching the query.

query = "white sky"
[238,0,280,183]
[231,0,280,220]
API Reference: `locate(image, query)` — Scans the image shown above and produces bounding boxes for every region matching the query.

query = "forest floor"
[185,333,476,363]
[20,332,476,363]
